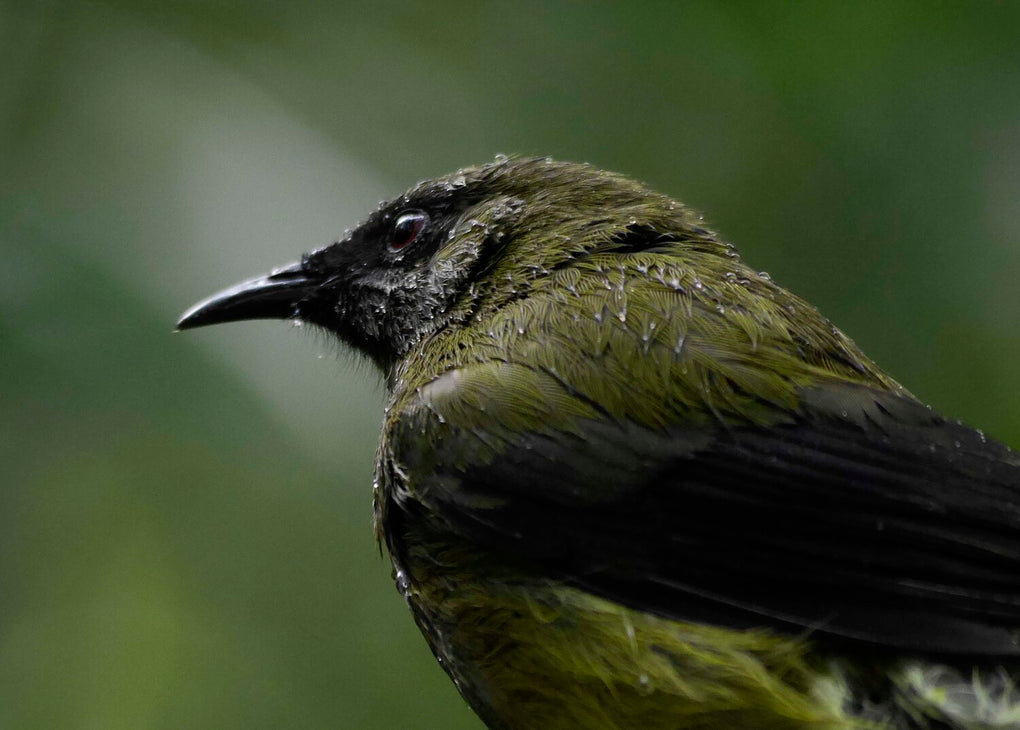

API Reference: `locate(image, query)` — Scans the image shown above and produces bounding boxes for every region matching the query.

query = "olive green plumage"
[179,157,1020,729]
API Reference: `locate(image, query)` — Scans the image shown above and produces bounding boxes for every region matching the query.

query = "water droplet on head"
[451,174,467,188]
[758,271,772,281]
[494,153,509,163]
[637,673,652,695]
[395,570,411,599]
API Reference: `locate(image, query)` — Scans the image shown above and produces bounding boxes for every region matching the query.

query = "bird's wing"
[391,364,1020,657]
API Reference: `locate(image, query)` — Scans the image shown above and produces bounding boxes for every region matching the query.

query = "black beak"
[176,261,320,331]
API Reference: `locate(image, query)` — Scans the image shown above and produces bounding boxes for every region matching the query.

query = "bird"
[178,157,1020,729]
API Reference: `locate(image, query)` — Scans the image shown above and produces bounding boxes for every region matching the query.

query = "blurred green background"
[3,2,1019,727]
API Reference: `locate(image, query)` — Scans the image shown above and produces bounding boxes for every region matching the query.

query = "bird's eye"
[391,211,428,251]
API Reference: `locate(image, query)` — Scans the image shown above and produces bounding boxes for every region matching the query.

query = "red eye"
[391,211,428,251]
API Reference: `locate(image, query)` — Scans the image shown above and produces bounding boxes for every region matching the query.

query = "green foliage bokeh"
[2,2,1019,727]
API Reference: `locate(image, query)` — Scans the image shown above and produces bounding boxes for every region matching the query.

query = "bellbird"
[178,157,1020,729]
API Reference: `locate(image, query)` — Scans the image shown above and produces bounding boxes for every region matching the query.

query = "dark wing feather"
[410,383,1020,656]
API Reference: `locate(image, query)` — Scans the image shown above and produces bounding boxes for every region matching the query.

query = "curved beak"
[176,261,319,331]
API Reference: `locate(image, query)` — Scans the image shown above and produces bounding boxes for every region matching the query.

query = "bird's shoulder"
[390,248,898,433]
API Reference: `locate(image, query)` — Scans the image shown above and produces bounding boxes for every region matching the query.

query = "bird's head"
[178,157,722,374]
